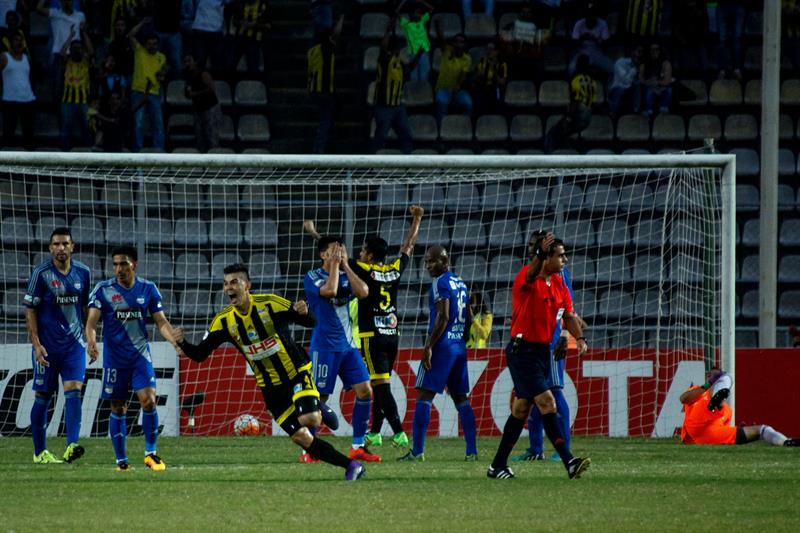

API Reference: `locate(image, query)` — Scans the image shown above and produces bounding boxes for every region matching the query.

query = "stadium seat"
[743,45,762,72]
[543,44,567,73]
[70,216,104,245]
[209,217,242,245]
[0,180,26,205]
[616,114,649,142]
[29,182,64,206]
[672,219,704,248]
[142,218,174,245]
[475,115,508,142]
[440,115,473,141]
[63,182,96,205]
[632,218,662,247]
[597,290,634,319]
[735,184,759,212]
[378,219,409,246]
[779,79,800,105]
[549,182,584,212]
[214,81,232,106]
[740,254,758,282]
[445,183,481,212]
[741,218,758,247]
[651,114,685,142]
[174,218,209,246]
[362,46,379,72]
[516,183,549,211]
[2,288,25,316]
[487,254,521,281]
[709,79,743,105]
[669,256,702,283]
[735,328,758,347]
[415,217,450,246]
[538,80,569,107]
[75,253,103,279]
[240,184,275,206]
[558,219,595,248]
[618,183,654,211]
[172,183,206,206]
[453,254,489,282]
[595,255,632,282]
[35,216,66,243]
[249,252,281,281]
[35,113,59,139]
[730,148,759,176]
[688,114,722,141]
[430,12,463,38]
[158,289,177,313]
[778,291,800,319]
[525,217,556,237]
[597,218,630,247]
[172,147,200,154]
[488,219,523,248]
[451,218,487,247]
[0,252,30,281]
[483,183,515,212]
[572,288,597,317]
[678,80,708,107]
[778,149,795,178]
[410,184,446,212]
[516,149,543,155]
[724,114,758,141]
[210,252,244,278]
[360,13,390,39]
[634,289,664,318]
[409,114,438,141]
[584,184,620,212]
[632,253,663,282]
[219,115,235,142]
[237,115,270,142]
[244,217,278,245]
[504,81,537,107]
[397,289,423,320]
[779,183,795,211]
[375,184,408,208]
[779,220,800,246]
[492,288,513,318]
[369,115,396,139]
[403,80,434,107]
[744,79,761,105]
[137,182,170,206]
[234,80,268,106]
[179,289,217,318]
[106,218,137,244]
[783,114,795,140]
[464,14,496,39]
[166,80,191,107]
[510,115,542,142]
[175,253,211,280]
[580,115,613,142]
[413,148,439,155]
[168,113,194,143]
[137,252,173,282]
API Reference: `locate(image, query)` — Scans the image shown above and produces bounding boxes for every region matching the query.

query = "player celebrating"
[399,245,478,461]
[305,237,381,462]
[24,227,91,464]
[487,237,590,479]
[85,246,180,472]
[174,263,365,480]
[681,368,799,447]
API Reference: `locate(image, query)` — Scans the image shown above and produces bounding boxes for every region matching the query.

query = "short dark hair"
[318,235,343,254]
[363,235,389,262]
[223,263,250,280]
[111,245,137,262]
[50,227,73,242]
[548,238,565,255]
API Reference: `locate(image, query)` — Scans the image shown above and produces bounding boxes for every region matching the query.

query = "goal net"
[0,153,735,440]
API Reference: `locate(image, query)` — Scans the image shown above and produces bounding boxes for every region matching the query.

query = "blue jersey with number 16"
[428,271,469,352]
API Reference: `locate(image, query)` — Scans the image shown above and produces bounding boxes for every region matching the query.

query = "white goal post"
[0,152,736,438]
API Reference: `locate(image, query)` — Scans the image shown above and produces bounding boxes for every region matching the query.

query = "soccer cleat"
[511,450,544,462]
[397,451,425,462]
[550,451,561,462]
[365,432,383,447]
[344,460,365,481]
[391,431,409,448]
[784,438,800,447]
[115,460,132,472]
[349,446,382,462]
[487,465,515,479]
[33,450,63,464]
[144,453,166,472]
[63,443,85,463]
[567,457,591,479]
[708,388,730,411]
[465,454,479,462]
[299,451,320,463]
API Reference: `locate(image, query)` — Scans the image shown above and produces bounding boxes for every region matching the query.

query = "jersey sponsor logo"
[329,296,349,307]
[374,313,398,330]
[371,270,400,282]
[245,337,280,361]
[378,328,398,336]
[115,309,143,320]
[56,294,80,305]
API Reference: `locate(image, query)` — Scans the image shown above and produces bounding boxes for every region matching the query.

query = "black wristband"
[577,336,587,342]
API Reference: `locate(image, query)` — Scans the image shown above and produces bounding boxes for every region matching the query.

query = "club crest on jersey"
[293,383,302,394]
[136,297,145,304]
[248,331,258,340]
[74,282,82,289]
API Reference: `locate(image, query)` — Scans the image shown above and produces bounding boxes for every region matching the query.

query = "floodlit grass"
[2,436,799,531]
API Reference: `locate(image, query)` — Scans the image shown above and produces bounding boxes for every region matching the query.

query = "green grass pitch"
[2,436,799,531]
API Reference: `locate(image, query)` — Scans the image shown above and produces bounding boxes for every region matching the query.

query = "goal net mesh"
[0,157,725,439]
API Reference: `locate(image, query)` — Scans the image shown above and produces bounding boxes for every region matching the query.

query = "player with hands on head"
[173,263,365,480]
[24,227,91,464]
[85,246,180,472]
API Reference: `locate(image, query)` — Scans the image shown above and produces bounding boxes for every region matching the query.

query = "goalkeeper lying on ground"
[680,368,799,447]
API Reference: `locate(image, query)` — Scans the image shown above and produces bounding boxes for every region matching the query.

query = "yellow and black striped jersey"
[374,51,404,106]
[308,39,334,94]
[475,57,508,88]
[626,0,661,36]
[349,254,410,337]
[179,294,316,389]
[570,73,597,108]
[62,58,91,104]
[236,0,269,41]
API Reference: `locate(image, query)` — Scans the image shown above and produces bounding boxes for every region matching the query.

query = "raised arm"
[319,244,343,298]
[302,219,322,241]
[399,205,424,256]
[174,326,228,363]
[525,232,554,283]
[127,19,146,48]
[679,386,706,405]
[340,244,369,299]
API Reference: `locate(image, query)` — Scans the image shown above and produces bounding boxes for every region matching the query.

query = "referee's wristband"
[576,336,587,342]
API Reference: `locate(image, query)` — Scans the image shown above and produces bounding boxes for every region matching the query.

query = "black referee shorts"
[505,339,552,401]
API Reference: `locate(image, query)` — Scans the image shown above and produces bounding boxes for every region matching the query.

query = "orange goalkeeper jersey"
[681,386,736,445]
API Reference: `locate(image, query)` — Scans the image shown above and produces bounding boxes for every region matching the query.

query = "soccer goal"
[0,152,735,440]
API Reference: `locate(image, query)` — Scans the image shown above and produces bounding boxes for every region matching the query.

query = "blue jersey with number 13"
[428,271,469,352]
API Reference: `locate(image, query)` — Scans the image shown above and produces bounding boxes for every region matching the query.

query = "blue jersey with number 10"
[428,271,469,352]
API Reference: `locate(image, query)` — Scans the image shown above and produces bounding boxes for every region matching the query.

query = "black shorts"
[260,370,320,435]
[505,339,552,401]
[360,334,399,380]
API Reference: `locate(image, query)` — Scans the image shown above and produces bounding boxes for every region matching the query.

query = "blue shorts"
[547,353,565,389]
[506,339,551,401]
[311,346,370,395]
[415,344,470,395]
[101,357,157,400]
[32,343,86,392]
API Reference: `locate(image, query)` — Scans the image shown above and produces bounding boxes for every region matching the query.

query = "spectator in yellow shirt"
[467,292,492,349]
[434,21,472,128]
[128,17,167,152]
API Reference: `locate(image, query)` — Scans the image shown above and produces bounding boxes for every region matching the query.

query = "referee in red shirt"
[487,234,591,479]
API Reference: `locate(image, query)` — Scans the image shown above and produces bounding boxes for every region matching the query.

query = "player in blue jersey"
[85,245,181,472]
[304,236,381,462]
[399,245,478,461]
[24,227,91,464]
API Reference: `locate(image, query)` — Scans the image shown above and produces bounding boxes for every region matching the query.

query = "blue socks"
[411,399,432,456]
[456,400,478,456]
[351,398,371,447]
[64,390,82,445]
[31,394,50,456]
[109,412,127,463]
[142,408,159,455]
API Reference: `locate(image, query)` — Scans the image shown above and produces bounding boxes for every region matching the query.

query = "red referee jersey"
[510,265,574,343]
